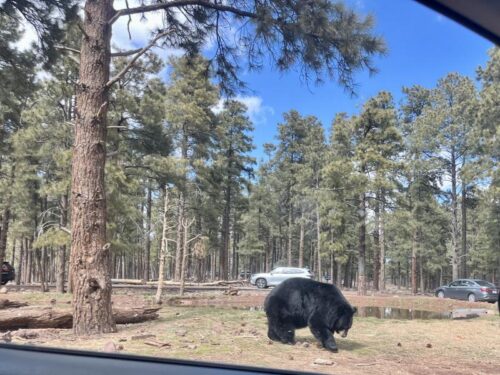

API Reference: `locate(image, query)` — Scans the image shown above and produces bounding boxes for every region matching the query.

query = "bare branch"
[54,45,81,64]
[106,30,171,88]
[111,48,143,57]
[54,45,80,54]
[59,226,72,235]
[110,0,257,25]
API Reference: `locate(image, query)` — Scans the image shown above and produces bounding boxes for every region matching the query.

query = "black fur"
[264,278,356,353]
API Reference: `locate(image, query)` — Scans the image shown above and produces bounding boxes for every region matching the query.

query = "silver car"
[250,267,313,289]
[435,279,498,302]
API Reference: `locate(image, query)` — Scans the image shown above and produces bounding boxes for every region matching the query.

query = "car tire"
[468,293,476,302]
[256,278,268,289]
[437,291,445,298]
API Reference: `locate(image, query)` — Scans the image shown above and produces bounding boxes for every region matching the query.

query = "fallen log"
[0,300,28,310]
[0,307,160,330]
[145,280,248,287]
[111,279,146,285]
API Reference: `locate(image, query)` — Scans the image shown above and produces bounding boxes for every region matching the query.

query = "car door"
[267,268,285,286]
[447,281,461,298]
[455,280,470,300]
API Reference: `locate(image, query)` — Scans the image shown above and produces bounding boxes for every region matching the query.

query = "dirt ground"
[2,288,499,375]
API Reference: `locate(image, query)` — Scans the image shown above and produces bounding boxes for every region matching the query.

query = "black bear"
[264,278,356,352]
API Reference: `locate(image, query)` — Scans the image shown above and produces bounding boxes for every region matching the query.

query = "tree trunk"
[379,197,386,291]
[0,206,11,268]
[179,220,189,296]
[357,193,367,295]
[144,185,152,281]
[15,239,23,285]
[298,210,304,268]
[461,181,467,278]
[220,183,231,281]
[155,187,169,304]
[411,228,418,295]
[287,201,293,267]
[56,194,68,293]
[373,197,380,291]
[70,0,115,335]
[174,191,185,281]
[419,254,425,293]
[316,204,322,281]
[450,149,459,281]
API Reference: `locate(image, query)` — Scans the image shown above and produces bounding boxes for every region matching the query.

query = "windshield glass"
[0,1,498,374]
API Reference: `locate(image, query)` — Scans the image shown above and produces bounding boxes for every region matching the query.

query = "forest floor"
[2,287,499,374]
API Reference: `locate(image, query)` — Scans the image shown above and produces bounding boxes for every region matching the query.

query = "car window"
[271,268,283,274]
[475,280,495,287]
[450,281,461,287]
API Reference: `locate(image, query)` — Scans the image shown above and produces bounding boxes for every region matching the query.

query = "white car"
[250,267,313,289]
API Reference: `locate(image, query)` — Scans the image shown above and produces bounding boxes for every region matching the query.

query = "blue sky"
[18,0,493,162]
[238,0,493,161]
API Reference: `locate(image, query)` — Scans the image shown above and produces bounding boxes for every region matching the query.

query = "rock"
[17,331,39,340]
[0,287,8,294]
[103,342,119,353]
[397,342,402,347]
[50,299,56,305]
[451,308,488,320]
[314,359,334,366]
[288,355,294,360]
[118,338,127,342]
[426,343,432,348]
[1,332,12,343]
[130,334,156,341]
[175,329,188,337]
[267,340,273,345]
[302,342,310,348]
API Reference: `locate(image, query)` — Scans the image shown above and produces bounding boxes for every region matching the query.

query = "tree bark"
[298,209,304,268]
[144,185,152,281]
[174,191,185,281]
[450,149,459,281]
[411,228,418,295]
[461,181,467,278]
[373,197,380,291]
[287,200,293,267]
[70,0,115,335]
[0,307,159,331]
[0,300,28,309]
[155,187,169,304]
[357,192,367,295]
[220,182,231,281]
[56,194,68,293]
[379,196,386,291]
[316,204,322,281]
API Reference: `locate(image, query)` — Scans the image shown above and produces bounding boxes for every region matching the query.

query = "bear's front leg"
[308,314,338,352]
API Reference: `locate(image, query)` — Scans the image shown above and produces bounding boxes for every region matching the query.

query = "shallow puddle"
[355,306,450,320]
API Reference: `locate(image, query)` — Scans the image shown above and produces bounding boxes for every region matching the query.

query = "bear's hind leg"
[308,314,338,352]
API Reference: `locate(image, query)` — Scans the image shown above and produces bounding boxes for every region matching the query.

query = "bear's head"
[333,305,357,338]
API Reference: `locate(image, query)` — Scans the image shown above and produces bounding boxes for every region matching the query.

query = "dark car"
[1,261,15,285]
[435,279,498,302]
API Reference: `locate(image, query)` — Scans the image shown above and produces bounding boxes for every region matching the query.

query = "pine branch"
[111,48,143,57]
[106,30,171,88]
[109,0,257,25]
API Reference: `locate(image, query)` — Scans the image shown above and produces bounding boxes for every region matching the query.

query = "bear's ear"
[352,306,358,314]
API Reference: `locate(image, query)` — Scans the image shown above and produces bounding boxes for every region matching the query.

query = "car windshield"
[0,1,498,374]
